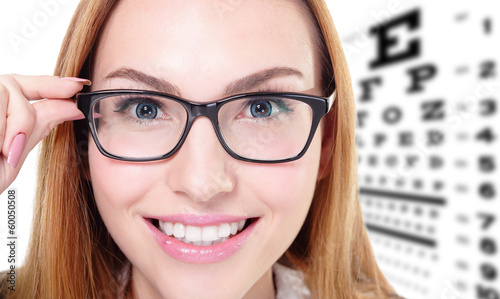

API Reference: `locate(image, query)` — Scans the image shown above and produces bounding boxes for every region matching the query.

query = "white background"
[0,0,81,270]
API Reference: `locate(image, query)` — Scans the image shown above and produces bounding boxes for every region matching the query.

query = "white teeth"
[157,219,249,246]
[238,220,245,230]
[218,223,230,238]
[230,222,238,235]
[173,223,185,238]
[185,226,202,242]
[180,238,191,244]
[163,222,173,235]
[202,226,219,241]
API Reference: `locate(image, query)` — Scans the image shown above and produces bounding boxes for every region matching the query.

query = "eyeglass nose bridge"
[180,102,230,154]
[184,101,222,133]
[188,102,219,121]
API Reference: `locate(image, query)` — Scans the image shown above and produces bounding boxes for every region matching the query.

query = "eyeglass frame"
[76,89,336,163]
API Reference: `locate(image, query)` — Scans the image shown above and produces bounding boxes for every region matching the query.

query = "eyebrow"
[104,66,304,98]
[223,67,303,96]
[105,68,181,96]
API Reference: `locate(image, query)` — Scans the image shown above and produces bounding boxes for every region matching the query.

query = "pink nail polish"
[66,114,86,121]
[60,77,92,86]
[7,133,26,168]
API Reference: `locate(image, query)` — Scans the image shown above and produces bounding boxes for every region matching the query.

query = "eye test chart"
[329,0,499,298]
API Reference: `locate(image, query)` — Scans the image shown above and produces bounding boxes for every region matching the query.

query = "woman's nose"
[166,117,235,202]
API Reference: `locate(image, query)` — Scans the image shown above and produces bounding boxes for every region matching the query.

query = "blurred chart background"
[329,1,500,298]
[1,1,499,298]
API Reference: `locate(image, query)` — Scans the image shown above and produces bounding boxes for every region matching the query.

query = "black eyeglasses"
[76,89,335,163]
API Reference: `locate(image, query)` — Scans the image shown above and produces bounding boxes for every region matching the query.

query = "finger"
[2,98,83,170]
[0,74,88,166]
[30,99,84,143]
[2,74,91,101]
[2,86,37,162]
[6,133,26,168]
[0,83,8,152]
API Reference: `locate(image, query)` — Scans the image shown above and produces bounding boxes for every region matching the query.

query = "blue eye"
[136,102,158,119]
[250,100,272,118]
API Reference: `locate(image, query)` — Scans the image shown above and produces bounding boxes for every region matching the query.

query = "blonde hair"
[2,0,397,298]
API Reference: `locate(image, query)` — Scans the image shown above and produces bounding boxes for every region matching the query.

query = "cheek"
[248,131,322,242]
[267,130,321,207]
[87,140,156,215]
[260,161,317,211]
[87,140,161,262]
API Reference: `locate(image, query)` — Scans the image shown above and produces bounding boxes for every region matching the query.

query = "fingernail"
[60,77,92,86]
[7,133,27,168]
[65,114,86,121]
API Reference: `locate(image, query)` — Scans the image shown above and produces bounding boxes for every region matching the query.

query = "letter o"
[383,106,402,124]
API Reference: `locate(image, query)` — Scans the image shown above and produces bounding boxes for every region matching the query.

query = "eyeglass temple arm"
[326,90,336,113]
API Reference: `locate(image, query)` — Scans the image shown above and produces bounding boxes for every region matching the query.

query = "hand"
[0,74,90,194]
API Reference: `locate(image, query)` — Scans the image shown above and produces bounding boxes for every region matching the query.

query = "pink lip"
[144,216,257,264]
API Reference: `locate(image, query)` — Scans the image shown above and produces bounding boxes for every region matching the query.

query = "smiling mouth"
[151,218,255,246]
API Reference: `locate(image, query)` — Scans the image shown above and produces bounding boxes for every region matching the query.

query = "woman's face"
[88,0,326,298]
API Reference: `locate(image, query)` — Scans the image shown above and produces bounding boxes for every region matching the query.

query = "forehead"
[93,0,317,99]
